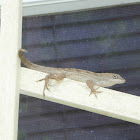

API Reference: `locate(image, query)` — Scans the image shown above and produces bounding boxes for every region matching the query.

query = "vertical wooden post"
[0,0,22,140]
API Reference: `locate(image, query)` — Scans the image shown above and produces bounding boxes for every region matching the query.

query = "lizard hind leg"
[86,80,101,98]
[37,75,51,98]
[37,73,66,98]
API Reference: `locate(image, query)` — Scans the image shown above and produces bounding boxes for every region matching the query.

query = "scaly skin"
[18,49,126,98]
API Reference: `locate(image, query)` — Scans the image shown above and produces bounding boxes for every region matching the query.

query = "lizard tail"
[18,49,38,70]
[18,49,58,73]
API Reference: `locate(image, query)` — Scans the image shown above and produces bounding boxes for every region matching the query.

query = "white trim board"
[20,67,140,125]
[0,0,22,140]
[0,0,140,17]
[23,0,140,16]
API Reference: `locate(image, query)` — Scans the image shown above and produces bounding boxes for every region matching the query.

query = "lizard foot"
[37,75,50,98]
[37,73,66,98]
[86,80,102,98]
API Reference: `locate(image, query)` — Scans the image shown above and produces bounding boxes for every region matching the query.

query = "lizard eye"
[112,75,118,79]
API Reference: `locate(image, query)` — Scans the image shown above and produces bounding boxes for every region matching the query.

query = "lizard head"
[99,73,126,87]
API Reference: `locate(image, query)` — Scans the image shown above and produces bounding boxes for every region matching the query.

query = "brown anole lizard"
[18,49,126,98]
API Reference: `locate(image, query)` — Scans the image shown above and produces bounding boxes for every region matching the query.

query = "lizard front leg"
[37,73,66,98]
[86,80,101,98]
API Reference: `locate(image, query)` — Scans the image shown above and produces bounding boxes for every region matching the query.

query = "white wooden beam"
[20,68,140,125]
[0,0,139,17]
[22,0,140,16]
[0,0,22,140]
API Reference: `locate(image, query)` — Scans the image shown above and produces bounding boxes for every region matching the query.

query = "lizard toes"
[89,90,98,98]
[36,78,45,82]
[89,91,92,96]
[96,91,102,93]
[46,86,51,92]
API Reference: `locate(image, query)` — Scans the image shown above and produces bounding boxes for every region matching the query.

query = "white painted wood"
[0,0,22,140]
[23,0,79,3]
[0,0,140,17]
[20,68,140,125]
[22,0,140,16]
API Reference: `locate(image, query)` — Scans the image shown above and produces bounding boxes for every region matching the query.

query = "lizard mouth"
[116,78,126,84]
[120,78,126,83]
